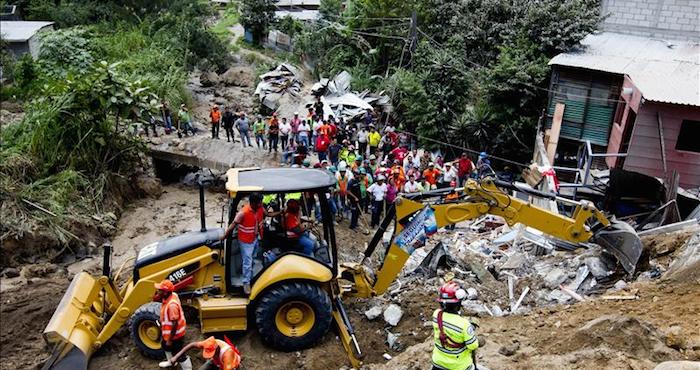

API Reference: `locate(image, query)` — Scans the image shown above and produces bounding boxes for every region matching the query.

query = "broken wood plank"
[546,103,565,164]
[512,286,530,313]
[559,284,585,302]
[21,198,58,217]
[601,295,639,300]
[638,219,699,236]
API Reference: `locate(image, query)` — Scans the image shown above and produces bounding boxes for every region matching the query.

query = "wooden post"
[657,111,667,175]
[546,103,565,164]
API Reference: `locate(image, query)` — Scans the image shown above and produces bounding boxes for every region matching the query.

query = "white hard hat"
[377,175,386,181]
[338,161,347,172]
[294,111,299,115]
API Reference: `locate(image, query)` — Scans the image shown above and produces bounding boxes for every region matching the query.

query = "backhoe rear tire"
[130,302,165,359]
[255,282,332,351]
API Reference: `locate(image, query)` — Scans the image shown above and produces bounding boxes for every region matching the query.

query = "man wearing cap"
[234,113,252,147]
[367,175,388,227]
[153,279,192,370]
[423,163,441,190]
[440,162,459,189]
[209,105,221,139]
[291,112,302,147]
[162,336,240,370]
[279,117,291,151]
[346,169,363,231]
[178,105,196,137]
[253,115,267,149]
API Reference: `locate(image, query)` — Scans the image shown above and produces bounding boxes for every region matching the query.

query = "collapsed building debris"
[310,70,391,121]
[253,63,303,111]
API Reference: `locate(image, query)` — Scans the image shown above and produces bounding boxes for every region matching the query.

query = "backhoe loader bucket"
[593,219,643,275]
[42,272,106,370]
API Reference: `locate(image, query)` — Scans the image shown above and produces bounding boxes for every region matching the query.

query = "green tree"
[319,0,343,20]
[240,0,276,44]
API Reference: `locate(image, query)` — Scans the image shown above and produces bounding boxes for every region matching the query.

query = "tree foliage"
[240,0,276,44]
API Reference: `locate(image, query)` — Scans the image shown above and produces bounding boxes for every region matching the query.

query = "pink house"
[549,32,700,189]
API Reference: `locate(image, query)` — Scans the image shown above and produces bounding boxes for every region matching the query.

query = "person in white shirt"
[403,176,423,194]
[297,120,311,147]
[440,162,459,188]
[279,118,292,150]
[357,126,369,156]
[367,175,388,227]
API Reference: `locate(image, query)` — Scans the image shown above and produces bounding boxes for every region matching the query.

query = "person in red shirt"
[422,162,441,190]
[283,199,314,255]
[390,146,408,163]
[457,152,475,186]
[162,336,241,370]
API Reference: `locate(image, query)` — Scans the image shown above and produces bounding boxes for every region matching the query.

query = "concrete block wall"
[601,0,699,41]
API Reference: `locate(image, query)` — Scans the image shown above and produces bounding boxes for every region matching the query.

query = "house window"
[675,120,700,153]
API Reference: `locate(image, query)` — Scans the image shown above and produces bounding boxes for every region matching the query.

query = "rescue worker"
[432,281,479,370]
[283,199,314,255]
[220,193,277,295]
[161,336,241,370]
[153,279,192,370]
[209,105,221,139]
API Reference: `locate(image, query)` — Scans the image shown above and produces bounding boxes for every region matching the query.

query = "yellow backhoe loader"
[42,168,642,369]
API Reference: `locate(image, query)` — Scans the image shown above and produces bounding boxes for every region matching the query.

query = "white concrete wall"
[601,0,699,41]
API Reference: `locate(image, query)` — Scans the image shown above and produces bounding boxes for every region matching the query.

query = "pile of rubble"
[253,63,303,111]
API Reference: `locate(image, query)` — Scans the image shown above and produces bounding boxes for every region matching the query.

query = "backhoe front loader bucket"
[593,219,643,275]
[42,272,108,370]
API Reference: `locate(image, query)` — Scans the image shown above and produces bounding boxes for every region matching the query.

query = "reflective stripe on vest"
[160,293,186,341]
[338,176,349,195]
[212,339,240,368]
[237,205,263,244]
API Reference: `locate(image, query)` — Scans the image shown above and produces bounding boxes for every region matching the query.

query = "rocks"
[500,252,526,270]
[2,267,20,278]
[21,263,59,278]
[383,304,403,326]
[200,71,219,87]
[382,353,393,361]
[491,305,504,317]
[498,342,520,356]
[148,137,162,145]
[177,142,188,151]
[386,330,400,350]
[653,361,700,370]
[585,256,613,279]
[365,306,383,320]
[546,289,572,304]
[466,287,478,300]
[544,267,568,289]
[220,67,254,87]
[135,175,163,198]
[613,280,628,290]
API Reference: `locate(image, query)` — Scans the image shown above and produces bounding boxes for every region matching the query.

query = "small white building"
[1,21,54,58]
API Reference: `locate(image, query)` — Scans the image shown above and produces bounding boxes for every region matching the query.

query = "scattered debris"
[385,329,400,350]
[382,353,393,361]
[601,294,640,300]
[498,342,520,356]
[365,306,383,320]
[253,63,303,111]
[383,304,403,326]
[310,70,390,121]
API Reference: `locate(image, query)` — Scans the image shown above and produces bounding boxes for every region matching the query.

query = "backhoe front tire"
[130,302,165,359]
[255,282,332,351]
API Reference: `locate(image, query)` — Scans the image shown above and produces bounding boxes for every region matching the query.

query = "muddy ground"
[2,180,699,370]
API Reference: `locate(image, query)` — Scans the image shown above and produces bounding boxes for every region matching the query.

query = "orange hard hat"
[154,279,175,292]
[201,336,218,359]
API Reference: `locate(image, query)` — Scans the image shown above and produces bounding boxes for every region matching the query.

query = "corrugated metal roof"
[275,10,319,21]
[276,0,321,7]
[0,21,54,42]
[549,32,700,106]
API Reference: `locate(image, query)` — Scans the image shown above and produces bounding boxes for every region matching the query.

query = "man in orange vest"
[210,105,221,139]
[154,279,192,370]
[221,193,278,295]
[160,336,241,370]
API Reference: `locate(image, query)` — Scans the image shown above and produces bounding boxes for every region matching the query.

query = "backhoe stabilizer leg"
[332,300,363,369]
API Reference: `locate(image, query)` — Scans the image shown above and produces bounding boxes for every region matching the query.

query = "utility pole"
[408,11,418,59]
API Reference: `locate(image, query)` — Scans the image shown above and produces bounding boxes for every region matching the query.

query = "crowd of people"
[208,100,499,233]
[148,97,500,233]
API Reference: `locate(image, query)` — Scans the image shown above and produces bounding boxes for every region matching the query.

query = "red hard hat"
[438,281,466,303]
[154,279,175,292]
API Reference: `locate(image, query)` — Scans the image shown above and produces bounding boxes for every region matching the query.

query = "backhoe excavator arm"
[340,178,641,298]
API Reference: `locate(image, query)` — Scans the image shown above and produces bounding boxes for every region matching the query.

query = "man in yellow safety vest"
[432,281,479,370]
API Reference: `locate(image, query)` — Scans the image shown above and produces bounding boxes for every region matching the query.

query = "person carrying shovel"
[160,336,241,370]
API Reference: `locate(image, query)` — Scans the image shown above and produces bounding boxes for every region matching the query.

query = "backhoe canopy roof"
[226,168,337,194]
